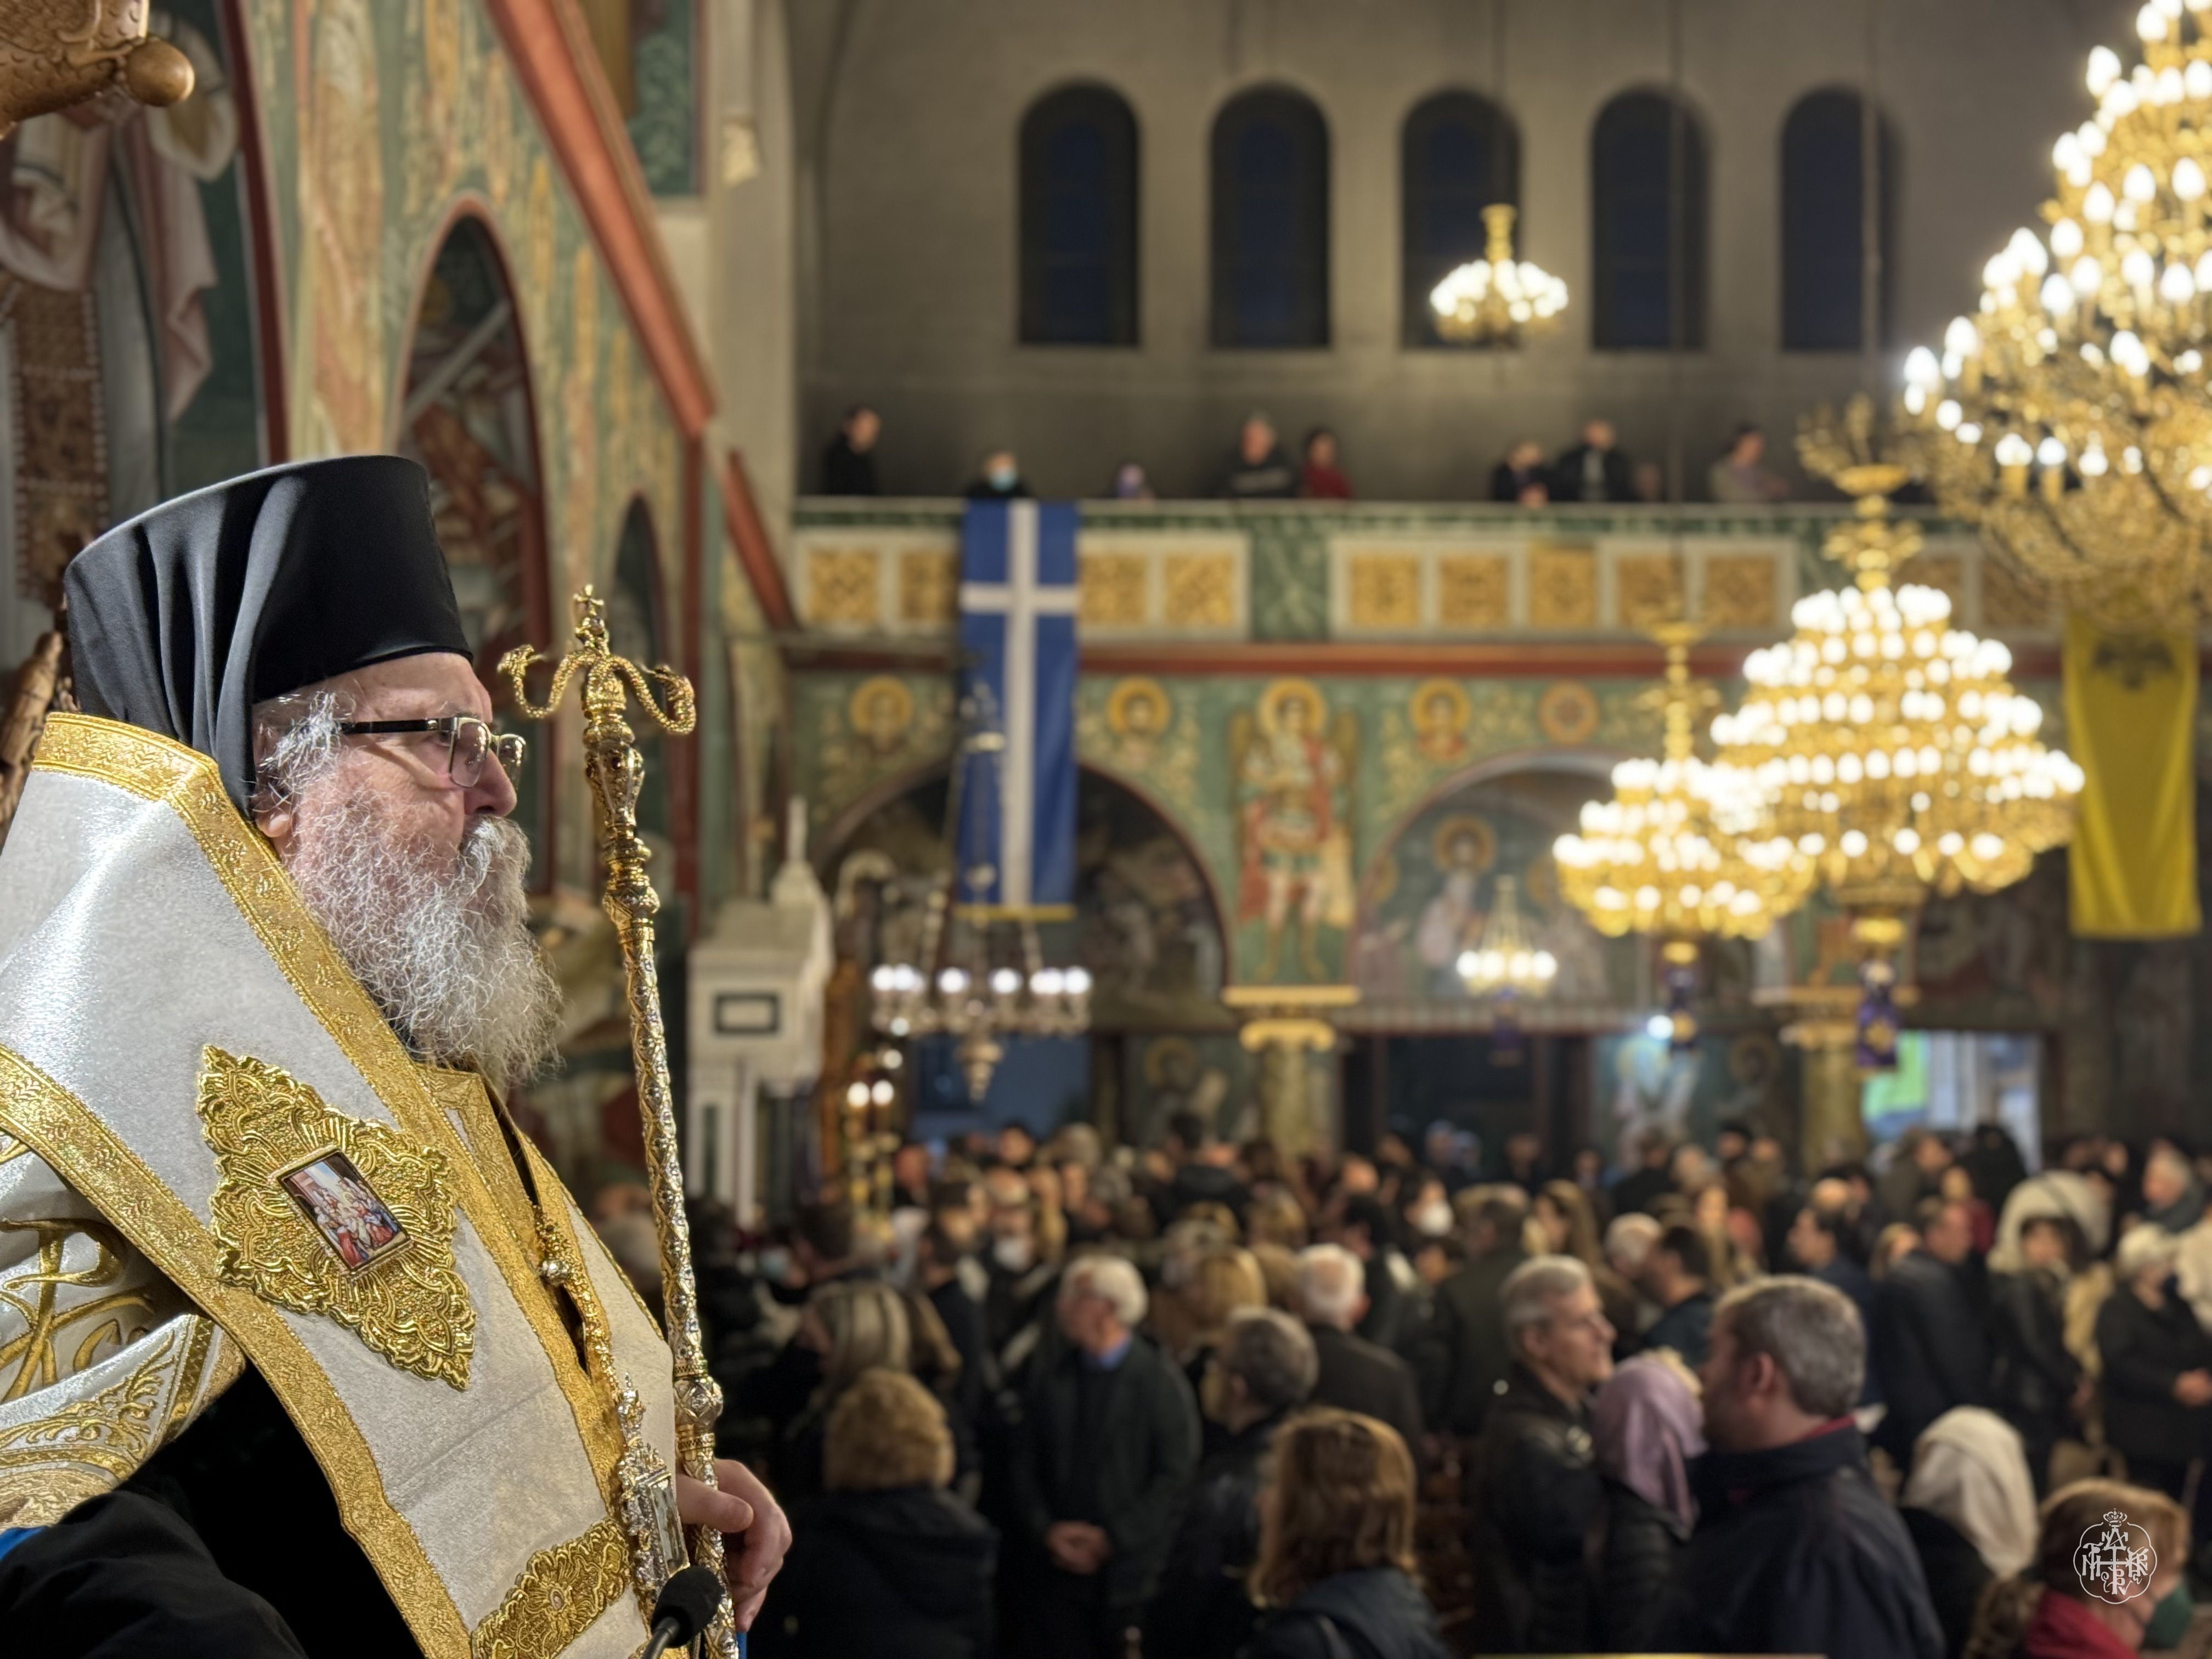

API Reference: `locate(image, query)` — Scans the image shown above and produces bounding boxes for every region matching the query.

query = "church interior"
[8,0,2212,1652]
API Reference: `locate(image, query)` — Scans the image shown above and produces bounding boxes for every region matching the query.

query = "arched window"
[1211,86,1330,348]
[1782,89,1897,351]
[1402,92,1520,347]
[1019,84,1139,346]
[1590,90,1707,351]
[398,216,551,872]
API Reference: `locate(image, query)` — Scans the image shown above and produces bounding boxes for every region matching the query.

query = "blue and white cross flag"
[956,498,1080,914]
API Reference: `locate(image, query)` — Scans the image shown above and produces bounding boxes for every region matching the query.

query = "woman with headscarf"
[1589,1351,1705,1652]
[1901,1408,2039,1659]
[1963,1479,2189,1658]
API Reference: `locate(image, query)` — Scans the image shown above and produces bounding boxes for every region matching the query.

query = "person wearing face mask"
[964,448,1032,500]
[981,1168,1060,1383]
[1961,1479,2190,1658]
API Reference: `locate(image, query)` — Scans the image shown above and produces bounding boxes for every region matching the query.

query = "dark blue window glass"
[1783,89,1895,351]
[1402,92,1519,346]
[1020,86,1138,346]
[1211,87,1329,348]
[1592,92,1706,350]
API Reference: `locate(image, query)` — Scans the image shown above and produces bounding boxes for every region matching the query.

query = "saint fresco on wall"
[1232,678,1357,983]
[1076,772,1228,1030]
[1351,769,1628,1008]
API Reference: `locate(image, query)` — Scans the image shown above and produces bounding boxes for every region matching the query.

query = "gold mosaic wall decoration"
[896,550,957,625]
[1346,552,1423,631]
[1614,554,1685,629]
[1436,554,1510,629]
[1081,551,1149,627]
[1528,544,1598,629]
[1701,555,1779,630]
[1162,552,1239,629]
[804,548,881,628]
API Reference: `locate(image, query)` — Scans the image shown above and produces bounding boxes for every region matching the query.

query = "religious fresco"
[1589,1030,1796,1168]
[0,0,255,616]
[1231,679,1358,984]
[1119,1035,1255,1148]
[240,0,690,596]
[1349,769,1632,1012]
[1076,772,1231,1032]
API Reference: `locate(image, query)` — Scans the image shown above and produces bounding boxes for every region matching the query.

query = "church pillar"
[1757,986,1873,1173]
[1224,987,1360,1158]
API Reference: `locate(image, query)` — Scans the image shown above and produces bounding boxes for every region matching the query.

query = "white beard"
[283,778,565,1093]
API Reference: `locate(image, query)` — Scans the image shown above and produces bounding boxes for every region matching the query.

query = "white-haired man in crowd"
[1466,1255,1615,1653]
[1604,1210,1664,1349]
[1296,1243,1424,1454]
[1009,1254,1199,1659]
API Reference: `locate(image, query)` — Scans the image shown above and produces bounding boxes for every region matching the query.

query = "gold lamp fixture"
[1455,873,1557,998]
[1429,205,1570,347]
[1553,624,1816,1048]
[1900,0,2212,627]
[1707,405,2085,1061]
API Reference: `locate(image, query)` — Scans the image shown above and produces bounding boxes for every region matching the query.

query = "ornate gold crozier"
[500,590,737,1657]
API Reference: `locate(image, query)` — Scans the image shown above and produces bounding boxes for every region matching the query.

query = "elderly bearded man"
[0,459,788,1658]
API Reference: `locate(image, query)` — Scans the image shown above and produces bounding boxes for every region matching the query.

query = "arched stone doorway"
[395,213,552,867]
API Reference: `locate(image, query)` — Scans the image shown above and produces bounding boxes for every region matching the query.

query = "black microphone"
[642,1565,726,1659]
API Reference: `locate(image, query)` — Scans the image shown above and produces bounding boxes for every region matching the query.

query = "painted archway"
[395,210,554,870]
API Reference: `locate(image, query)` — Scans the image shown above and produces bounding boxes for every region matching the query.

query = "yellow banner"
[2064,618,2200,938]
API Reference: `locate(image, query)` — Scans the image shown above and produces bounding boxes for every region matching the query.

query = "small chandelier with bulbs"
[1456,873,1558,998]
[1429,205,1570,347]
[867,701,1091,1101]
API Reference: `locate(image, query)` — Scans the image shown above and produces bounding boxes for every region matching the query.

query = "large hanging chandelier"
[1554,625,1816,1048]
[1899,1,2212,627]
[867,706,1091,1101]
[1708,408,2084,1059]
[1430,205,1570,347]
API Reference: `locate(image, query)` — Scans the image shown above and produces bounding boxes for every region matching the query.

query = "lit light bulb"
[2162,261,2197,302]
[2070,254,2104,297]
[2038,436,2068,467]
[2089,44,2124,92]
[1903,345,1942,387]
[2125,161,2159,202]
[2051,218,2085,259]
[2177,156,2208,200]
[2084,182,2117,224]
[2040,273,2074,312]
[1944,315,1980,354]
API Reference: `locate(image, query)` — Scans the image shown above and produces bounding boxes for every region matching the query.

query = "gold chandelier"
[1554,625,1815,1051]
[1900,1,2212,627]
[1707,410,2084,1055]
[1456,873,1557,998]
[1554,625,1815,945]
[1429,205,1570,347]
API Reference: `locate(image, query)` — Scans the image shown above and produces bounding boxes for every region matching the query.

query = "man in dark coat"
[1150,1108,1250,1227]
[820,404,881,494]
[1664,1277,1944,1659]
[1553,419,1638,503]
[1609,1129,1676,1218]
[1788,1197,1882,1404]
[1144,1309,1317,1659]
[1009,1255,1201,1659]
[1417,1187,1528,1435]
[1295,1244,1425,1454]
[1988,1214,2083,1494]
[1466,1256,1615,1654]
[1215,413,1300,498]
[1641,1225,1717,1368]
[1873,1199,1991,1461]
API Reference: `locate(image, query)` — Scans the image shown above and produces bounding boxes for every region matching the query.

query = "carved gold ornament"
[195,1047,475,1390]
[470,1516,633,1659]
[0,2,195,138]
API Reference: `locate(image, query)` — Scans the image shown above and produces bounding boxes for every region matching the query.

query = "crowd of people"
[815,407,1795,507]
[617,1114,2212,1658]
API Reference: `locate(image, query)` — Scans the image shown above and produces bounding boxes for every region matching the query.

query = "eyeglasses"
[336,716,526,787]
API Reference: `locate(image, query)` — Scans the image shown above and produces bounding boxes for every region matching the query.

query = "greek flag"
[956,499,1079,912]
